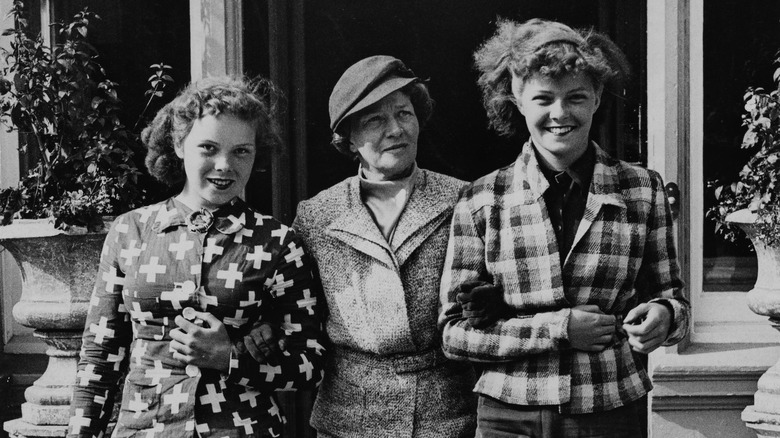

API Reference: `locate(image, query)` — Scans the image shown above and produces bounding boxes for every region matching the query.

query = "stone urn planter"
[730,210,780,437]
[0,219,107,438]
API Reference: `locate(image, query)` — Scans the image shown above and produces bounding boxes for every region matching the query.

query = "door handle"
[665,182,680,219]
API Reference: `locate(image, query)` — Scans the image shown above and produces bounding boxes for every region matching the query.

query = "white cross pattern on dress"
[154,204,178,226]
[143,419,164,438]
[145,360,172,386]
[131,302,153,325]
[259,363,282,382]
[132,340,148,365]
[195,422,210,434]
[285,241,305,267]
[120,240,146,266]
[107,346,126,371]
[139,256,166,282]
[199,383,226,413]
[90,317,115,344]
[296,289,316,315]
[93,390,108,411]
[232,411,258,434]
[298,353,314,380]
[282,314,302,335]
[271,224,289,244]
[160,282,194,310]
[238,388,261,407]
[168,232,194,260]
[203,238,224,263]
[136,205,155,224]
[270,273,293,297]
[68,408,91,435]
[197,289,219,310]
[246,244,273,269]
[128,392,150,418]
[223,309,248,328]
[89,293,100,310]
[217,263,243,289]
[234,226,254,244]
[239,291,262,307]
[253,212,267,226]
[163,383,189,414]
[268,396,283,421]
[307,338,325,356]
[115,218,129,234]
[220,213,245,235]
[102,267,124,292]
[77,364,101,385]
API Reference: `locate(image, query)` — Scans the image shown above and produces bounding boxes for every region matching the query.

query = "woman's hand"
[455,280,511,329]
[243,322,287,365]
[567,305,616,352]
[622,302,672,354]
[169,310,231,373]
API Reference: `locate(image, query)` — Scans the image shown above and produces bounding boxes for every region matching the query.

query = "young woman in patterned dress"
[68,76,325,438]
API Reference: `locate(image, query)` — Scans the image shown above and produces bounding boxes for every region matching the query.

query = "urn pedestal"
[0,221,105,438]
[728,211,780,437]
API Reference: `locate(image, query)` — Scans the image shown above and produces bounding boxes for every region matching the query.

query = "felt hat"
[328,55,419,133]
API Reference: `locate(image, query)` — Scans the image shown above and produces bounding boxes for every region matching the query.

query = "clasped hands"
[168,309,288,373]
[455,281,672,354]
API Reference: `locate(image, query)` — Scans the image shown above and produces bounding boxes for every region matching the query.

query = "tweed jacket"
[293,168,477,438]
[69,197,325,438]
[439,141,690,414]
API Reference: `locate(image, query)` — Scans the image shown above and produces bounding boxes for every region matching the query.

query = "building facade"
[1,1,777,437]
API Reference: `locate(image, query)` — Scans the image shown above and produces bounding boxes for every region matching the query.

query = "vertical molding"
[189,0,243,80]
[646,0,691,351]
[0,0,21,351]
[267,0,292,222]
[291,0,307,203]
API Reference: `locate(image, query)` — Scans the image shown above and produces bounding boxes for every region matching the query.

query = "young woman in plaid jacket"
[439,18,690,438]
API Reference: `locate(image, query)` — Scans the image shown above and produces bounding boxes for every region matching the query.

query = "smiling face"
[512,71,602,170]
[175,113,257,211]
[348,90,419,181]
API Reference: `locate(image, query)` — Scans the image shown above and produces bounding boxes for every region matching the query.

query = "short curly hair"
[330,81,434,159]
[474,18,630,138]
[143,75,283,186]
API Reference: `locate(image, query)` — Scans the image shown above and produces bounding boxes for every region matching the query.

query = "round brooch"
[186,208,214,233]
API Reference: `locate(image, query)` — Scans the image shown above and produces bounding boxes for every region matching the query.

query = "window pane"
[701,1,780,291]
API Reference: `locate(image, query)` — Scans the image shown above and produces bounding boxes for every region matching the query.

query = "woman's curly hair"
[143,75,283,186]
[330,81,434,159]
[474,18,631,138]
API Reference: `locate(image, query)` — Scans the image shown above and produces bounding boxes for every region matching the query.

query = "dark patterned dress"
[68,197,325,438]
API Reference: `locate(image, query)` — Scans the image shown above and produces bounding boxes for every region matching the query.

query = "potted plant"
[0,2,172,435]
[707,51,780,435]
[0,1,172,233]
[708,52,780,247]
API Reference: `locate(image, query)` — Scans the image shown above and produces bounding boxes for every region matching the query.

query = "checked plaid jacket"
[439,141,690,414]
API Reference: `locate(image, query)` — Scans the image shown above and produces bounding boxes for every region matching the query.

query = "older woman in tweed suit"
[291,56,477,438]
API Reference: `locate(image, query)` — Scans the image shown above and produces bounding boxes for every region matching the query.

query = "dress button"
[182,307,197,321]
[186,364,200,377]
[181,281,196,295]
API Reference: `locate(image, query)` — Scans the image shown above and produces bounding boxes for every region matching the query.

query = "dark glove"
[455,281,511,329]
[241,322,288,365]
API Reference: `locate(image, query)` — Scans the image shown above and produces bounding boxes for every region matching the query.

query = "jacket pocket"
[311,372,366,435]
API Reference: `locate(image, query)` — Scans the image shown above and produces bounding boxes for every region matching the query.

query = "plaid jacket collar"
[327,167,455,267]
[514,141,627,263]
[515,140,626,209]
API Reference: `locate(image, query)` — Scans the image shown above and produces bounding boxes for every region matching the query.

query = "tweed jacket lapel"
[393,169,455,266]
[326,176,396,268]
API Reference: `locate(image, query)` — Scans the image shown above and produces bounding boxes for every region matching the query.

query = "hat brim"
[332,76,418,133]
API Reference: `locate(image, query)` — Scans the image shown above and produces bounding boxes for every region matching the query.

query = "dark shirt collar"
[535,143,595,191]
